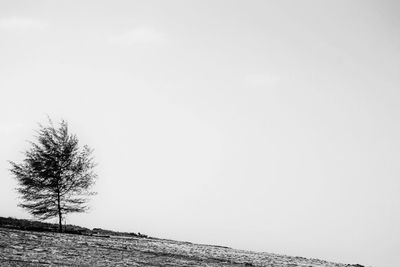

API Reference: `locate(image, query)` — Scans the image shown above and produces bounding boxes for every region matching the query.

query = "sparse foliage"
[9,119,97,232]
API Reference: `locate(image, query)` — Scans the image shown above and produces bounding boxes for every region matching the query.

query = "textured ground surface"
[0,228,356,267]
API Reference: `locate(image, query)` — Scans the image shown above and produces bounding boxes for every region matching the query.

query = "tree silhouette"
[9,119,97,232]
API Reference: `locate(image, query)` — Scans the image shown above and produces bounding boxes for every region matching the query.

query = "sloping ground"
[0,228,363,267]
[0,217,147,237]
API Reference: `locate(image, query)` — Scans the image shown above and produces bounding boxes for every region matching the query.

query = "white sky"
[1,1,399,266]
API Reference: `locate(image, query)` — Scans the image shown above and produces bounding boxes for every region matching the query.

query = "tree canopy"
[9,119,97,232]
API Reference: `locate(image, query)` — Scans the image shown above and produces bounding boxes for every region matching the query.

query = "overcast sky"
[1,1,399,267]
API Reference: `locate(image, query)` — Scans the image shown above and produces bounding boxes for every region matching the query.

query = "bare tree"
[9,119,97,232]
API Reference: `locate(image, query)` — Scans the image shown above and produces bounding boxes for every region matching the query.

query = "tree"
[9,119,97,232]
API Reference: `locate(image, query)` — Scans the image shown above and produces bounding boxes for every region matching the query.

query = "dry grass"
[0,227,359,267]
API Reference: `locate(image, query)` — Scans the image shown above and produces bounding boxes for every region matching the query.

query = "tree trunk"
[58,211,62,233]
[57,190,62,233]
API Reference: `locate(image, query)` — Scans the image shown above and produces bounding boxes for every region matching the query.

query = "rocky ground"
[0,228,364,267]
